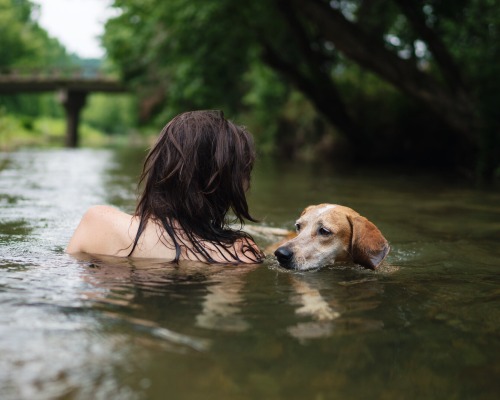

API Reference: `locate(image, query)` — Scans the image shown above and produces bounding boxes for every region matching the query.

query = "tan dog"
[274,204,390,271]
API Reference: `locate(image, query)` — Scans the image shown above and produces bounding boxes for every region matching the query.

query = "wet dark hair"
[129,110,264,263]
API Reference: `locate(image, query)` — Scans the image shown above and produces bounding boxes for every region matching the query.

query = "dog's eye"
[318,227,332,236]
[295,223,301,232]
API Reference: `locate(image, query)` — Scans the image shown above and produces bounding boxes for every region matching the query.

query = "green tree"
[104,0,499,179]
[0,0,69,69]
[0,0,74,120]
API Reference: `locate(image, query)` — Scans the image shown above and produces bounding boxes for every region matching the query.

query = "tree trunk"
[294,0,480,150]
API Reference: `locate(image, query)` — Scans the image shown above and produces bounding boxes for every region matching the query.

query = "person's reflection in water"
[195,265,259,332]
[74,253,257,337]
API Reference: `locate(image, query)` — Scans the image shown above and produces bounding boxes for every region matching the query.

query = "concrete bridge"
[0,68,127,147]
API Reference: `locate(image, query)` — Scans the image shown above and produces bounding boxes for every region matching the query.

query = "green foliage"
[0,0,73,128]
[0,110,110,149]
[425,0,500,177]
[104,0,256,116]
[0,110,34,149]
[82,94,137,135]
[0,0,69,69]
[0,0,37,67]
[104,0,302,143]
[240,62,289,153]
[101,0,499,177]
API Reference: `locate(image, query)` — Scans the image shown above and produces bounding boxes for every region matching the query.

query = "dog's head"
[274,204,390,271]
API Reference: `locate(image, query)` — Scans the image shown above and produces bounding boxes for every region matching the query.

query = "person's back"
[66,110,264,264]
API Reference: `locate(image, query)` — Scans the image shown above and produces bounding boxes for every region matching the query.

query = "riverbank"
[0,113,154,151]
[0,114,106,150]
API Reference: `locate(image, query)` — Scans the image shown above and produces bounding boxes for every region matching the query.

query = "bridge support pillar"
[60,89,87,147]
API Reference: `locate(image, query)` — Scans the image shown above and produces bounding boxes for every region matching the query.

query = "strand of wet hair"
[176,224,262,264]
[129,212,263,264]
[128,216,147,257]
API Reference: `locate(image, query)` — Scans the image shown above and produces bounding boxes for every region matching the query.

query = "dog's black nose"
[274,246,294,267]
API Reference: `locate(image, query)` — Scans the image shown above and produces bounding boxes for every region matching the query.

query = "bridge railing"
[0,67,117,81]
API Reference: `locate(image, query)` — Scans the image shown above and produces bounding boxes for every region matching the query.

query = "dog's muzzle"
[274,246,294,269]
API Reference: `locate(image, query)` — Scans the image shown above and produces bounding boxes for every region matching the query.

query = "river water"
[0,148,499,399]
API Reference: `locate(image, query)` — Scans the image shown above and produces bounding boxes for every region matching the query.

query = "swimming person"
[66,110,264,264]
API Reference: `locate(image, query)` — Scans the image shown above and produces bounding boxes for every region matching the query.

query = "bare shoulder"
[66,205,134,257]
[79,205,132,232]
[77,205,119,219]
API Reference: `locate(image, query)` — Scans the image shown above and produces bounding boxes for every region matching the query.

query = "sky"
[34,0,119,59]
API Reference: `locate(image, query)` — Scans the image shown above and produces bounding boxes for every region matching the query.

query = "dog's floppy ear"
[348,216,390,269]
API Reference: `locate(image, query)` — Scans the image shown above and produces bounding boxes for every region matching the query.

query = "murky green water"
[1,148,499,400]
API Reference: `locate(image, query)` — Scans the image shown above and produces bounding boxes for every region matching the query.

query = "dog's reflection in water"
[291,276,340,321]
[284,270,385,341]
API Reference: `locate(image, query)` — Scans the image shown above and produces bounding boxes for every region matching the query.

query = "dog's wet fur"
[274,204,390,271]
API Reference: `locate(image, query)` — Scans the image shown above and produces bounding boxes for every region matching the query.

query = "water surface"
[1,148,499,399]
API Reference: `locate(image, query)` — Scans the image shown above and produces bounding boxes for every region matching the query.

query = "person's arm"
[66,205,132,257]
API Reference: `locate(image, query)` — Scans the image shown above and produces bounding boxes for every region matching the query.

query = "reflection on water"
[0,148,499,399]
